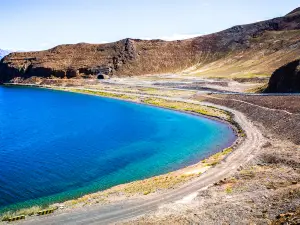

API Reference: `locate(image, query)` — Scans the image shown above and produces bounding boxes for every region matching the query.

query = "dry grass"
[203,147,233,167]
[0,206,49,221]
[117,174,196,196]
[245,84,268,93]
[142,98,231,121]
[69,89,138,100]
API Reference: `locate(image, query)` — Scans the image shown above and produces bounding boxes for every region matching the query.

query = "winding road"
[17,100,265,225]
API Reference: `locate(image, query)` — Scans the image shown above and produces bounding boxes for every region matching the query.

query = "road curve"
[18,103,265,225]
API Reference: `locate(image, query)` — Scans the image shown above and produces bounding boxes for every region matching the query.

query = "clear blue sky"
[0,0,299,51]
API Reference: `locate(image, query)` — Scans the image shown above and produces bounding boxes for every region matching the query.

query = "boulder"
[265,60,300,93]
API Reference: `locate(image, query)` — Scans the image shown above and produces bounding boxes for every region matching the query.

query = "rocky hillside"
[265,59,300,93]
[1,8,300,83]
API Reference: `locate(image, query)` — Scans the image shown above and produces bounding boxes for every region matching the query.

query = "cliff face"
[1,8,300,83]
[265,60,300,93]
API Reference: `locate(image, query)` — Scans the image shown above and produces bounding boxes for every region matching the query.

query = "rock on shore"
[265,59,300,93]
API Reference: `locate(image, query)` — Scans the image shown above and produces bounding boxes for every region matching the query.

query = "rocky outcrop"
[265,60,300,93]
[1,8,300,83]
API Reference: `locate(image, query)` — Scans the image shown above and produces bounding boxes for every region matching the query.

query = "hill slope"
[0,8,300,83]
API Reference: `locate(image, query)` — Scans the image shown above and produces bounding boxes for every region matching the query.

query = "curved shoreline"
[15,87,265,225]
[1,84,246,223]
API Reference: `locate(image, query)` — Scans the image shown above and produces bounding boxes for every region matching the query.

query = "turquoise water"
[0,86,236,212]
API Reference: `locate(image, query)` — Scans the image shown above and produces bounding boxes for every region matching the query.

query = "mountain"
[0,8,300,83]
[286,7,300,16]
[0,49,10,60]
[265,59,300,93]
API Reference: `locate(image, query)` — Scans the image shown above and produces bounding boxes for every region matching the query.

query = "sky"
[0,0,299,51]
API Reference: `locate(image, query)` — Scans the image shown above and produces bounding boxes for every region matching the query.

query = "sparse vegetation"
[239,169,256,179]
[225,186,233,194]
[246,84,268,93]
[0,206,53,221]
[204,148,233,167]
[142,98,231,121]
[143,191,151,195]
[69,89,138,101]
[117,173,196,196]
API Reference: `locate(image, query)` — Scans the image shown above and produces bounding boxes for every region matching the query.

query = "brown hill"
[1,8,300,83]
[265,59,300,93]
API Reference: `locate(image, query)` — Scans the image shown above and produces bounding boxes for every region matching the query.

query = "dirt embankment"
[200,94,300,145]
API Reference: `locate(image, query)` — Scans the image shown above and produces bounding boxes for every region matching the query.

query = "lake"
[0,86,236,211]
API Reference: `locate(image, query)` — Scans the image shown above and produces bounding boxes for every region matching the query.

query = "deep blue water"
[0,86,236,211]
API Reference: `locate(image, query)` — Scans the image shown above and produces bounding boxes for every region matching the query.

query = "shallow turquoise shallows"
[0,86,236,212]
